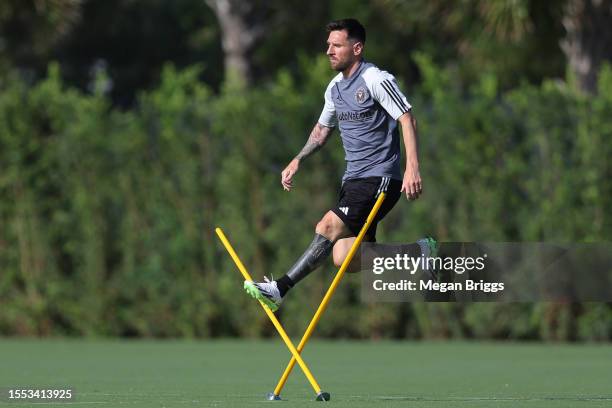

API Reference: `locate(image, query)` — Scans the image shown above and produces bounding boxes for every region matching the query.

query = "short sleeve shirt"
[318,60,412,181]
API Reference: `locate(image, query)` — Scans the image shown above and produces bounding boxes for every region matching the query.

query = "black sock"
[276,275,294,297]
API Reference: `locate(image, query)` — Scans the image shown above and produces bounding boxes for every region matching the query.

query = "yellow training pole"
[215,227,329,400]
[272,192,386,398]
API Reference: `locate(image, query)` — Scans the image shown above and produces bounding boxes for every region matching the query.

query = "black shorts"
[331,176,402,242]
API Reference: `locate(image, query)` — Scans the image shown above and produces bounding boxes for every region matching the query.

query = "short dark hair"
[326,18,366,44]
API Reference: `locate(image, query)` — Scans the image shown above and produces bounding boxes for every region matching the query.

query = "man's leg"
[244,211,352,311]
[333,237,361,273]
[333,237,439,274]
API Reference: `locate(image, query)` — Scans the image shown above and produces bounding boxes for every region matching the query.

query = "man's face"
[326,30,361,72]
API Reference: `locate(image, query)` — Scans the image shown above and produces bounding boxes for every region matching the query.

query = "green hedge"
[0,58,610,340]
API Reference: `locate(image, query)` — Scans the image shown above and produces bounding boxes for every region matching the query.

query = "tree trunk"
[561,0,612,93]
[205,0,267,88]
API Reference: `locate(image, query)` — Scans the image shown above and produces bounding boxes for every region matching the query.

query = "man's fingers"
[404,186,414,200]
[402,181,423,200]
[281,174,293,191]
[282,170,293,181]
[281,161,299,191]
[281,171,292,187]
[402,183,412,198]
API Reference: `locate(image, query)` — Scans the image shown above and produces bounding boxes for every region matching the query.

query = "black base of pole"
[266,392,281,401]
[316,391,331,401]
[266,391,330,401]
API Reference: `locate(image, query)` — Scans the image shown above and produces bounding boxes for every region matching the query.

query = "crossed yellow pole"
[271,192,386,399]
[215,192,385,401]
[215,227,329,400]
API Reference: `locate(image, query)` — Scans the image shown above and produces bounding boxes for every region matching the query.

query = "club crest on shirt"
[355,86,369,104]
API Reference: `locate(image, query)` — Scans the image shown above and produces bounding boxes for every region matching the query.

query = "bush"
[1,58,610,341]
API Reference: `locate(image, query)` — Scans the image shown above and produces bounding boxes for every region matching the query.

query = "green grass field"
[1,339,611,407]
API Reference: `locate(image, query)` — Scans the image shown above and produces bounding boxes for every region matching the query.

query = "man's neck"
[342,59,363,79]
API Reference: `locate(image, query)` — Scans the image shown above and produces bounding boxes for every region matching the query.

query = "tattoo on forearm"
[295,124,332,161]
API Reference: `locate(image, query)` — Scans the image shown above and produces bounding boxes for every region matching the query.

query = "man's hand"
[281,158,300,191]
[401,163,422,200]
[397,112,422,201]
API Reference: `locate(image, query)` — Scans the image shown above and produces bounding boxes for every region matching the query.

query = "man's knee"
[332,251,344,267]
[332,238,361,271]
[332,253,360,272]
[315,212,345,241]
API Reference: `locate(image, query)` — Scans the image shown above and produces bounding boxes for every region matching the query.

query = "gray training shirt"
[318,60,412,182]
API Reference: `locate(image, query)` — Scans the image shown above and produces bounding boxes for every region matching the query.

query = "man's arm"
[360,70,420,199]
[296,123,334,160]
[397,111,422,200]
[281,123,334,191]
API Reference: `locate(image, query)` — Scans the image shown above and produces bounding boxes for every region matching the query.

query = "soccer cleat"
[417,236,439,281]
[244,276,283,312]
[417,236,438,258]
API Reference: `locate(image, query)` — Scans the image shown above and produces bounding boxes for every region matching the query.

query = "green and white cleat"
[417,236,438,258]
[417,236,439,282]
[244,277,283,312]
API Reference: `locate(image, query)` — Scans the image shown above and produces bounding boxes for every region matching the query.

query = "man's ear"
[353,41,363,56]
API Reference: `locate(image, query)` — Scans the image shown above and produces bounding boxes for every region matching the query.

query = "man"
[245,18,435,311]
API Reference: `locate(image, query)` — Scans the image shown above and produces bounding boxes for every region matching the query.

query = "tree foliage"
[1,59,610,340]
[1,1,611,341]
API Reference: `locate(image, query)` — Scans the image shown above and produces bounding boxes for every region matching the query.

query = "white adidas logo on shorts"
[339,206,349,215]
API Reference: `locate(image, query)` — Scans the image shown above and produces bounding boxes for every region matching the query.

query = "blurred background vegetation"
[0,0,611,340]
